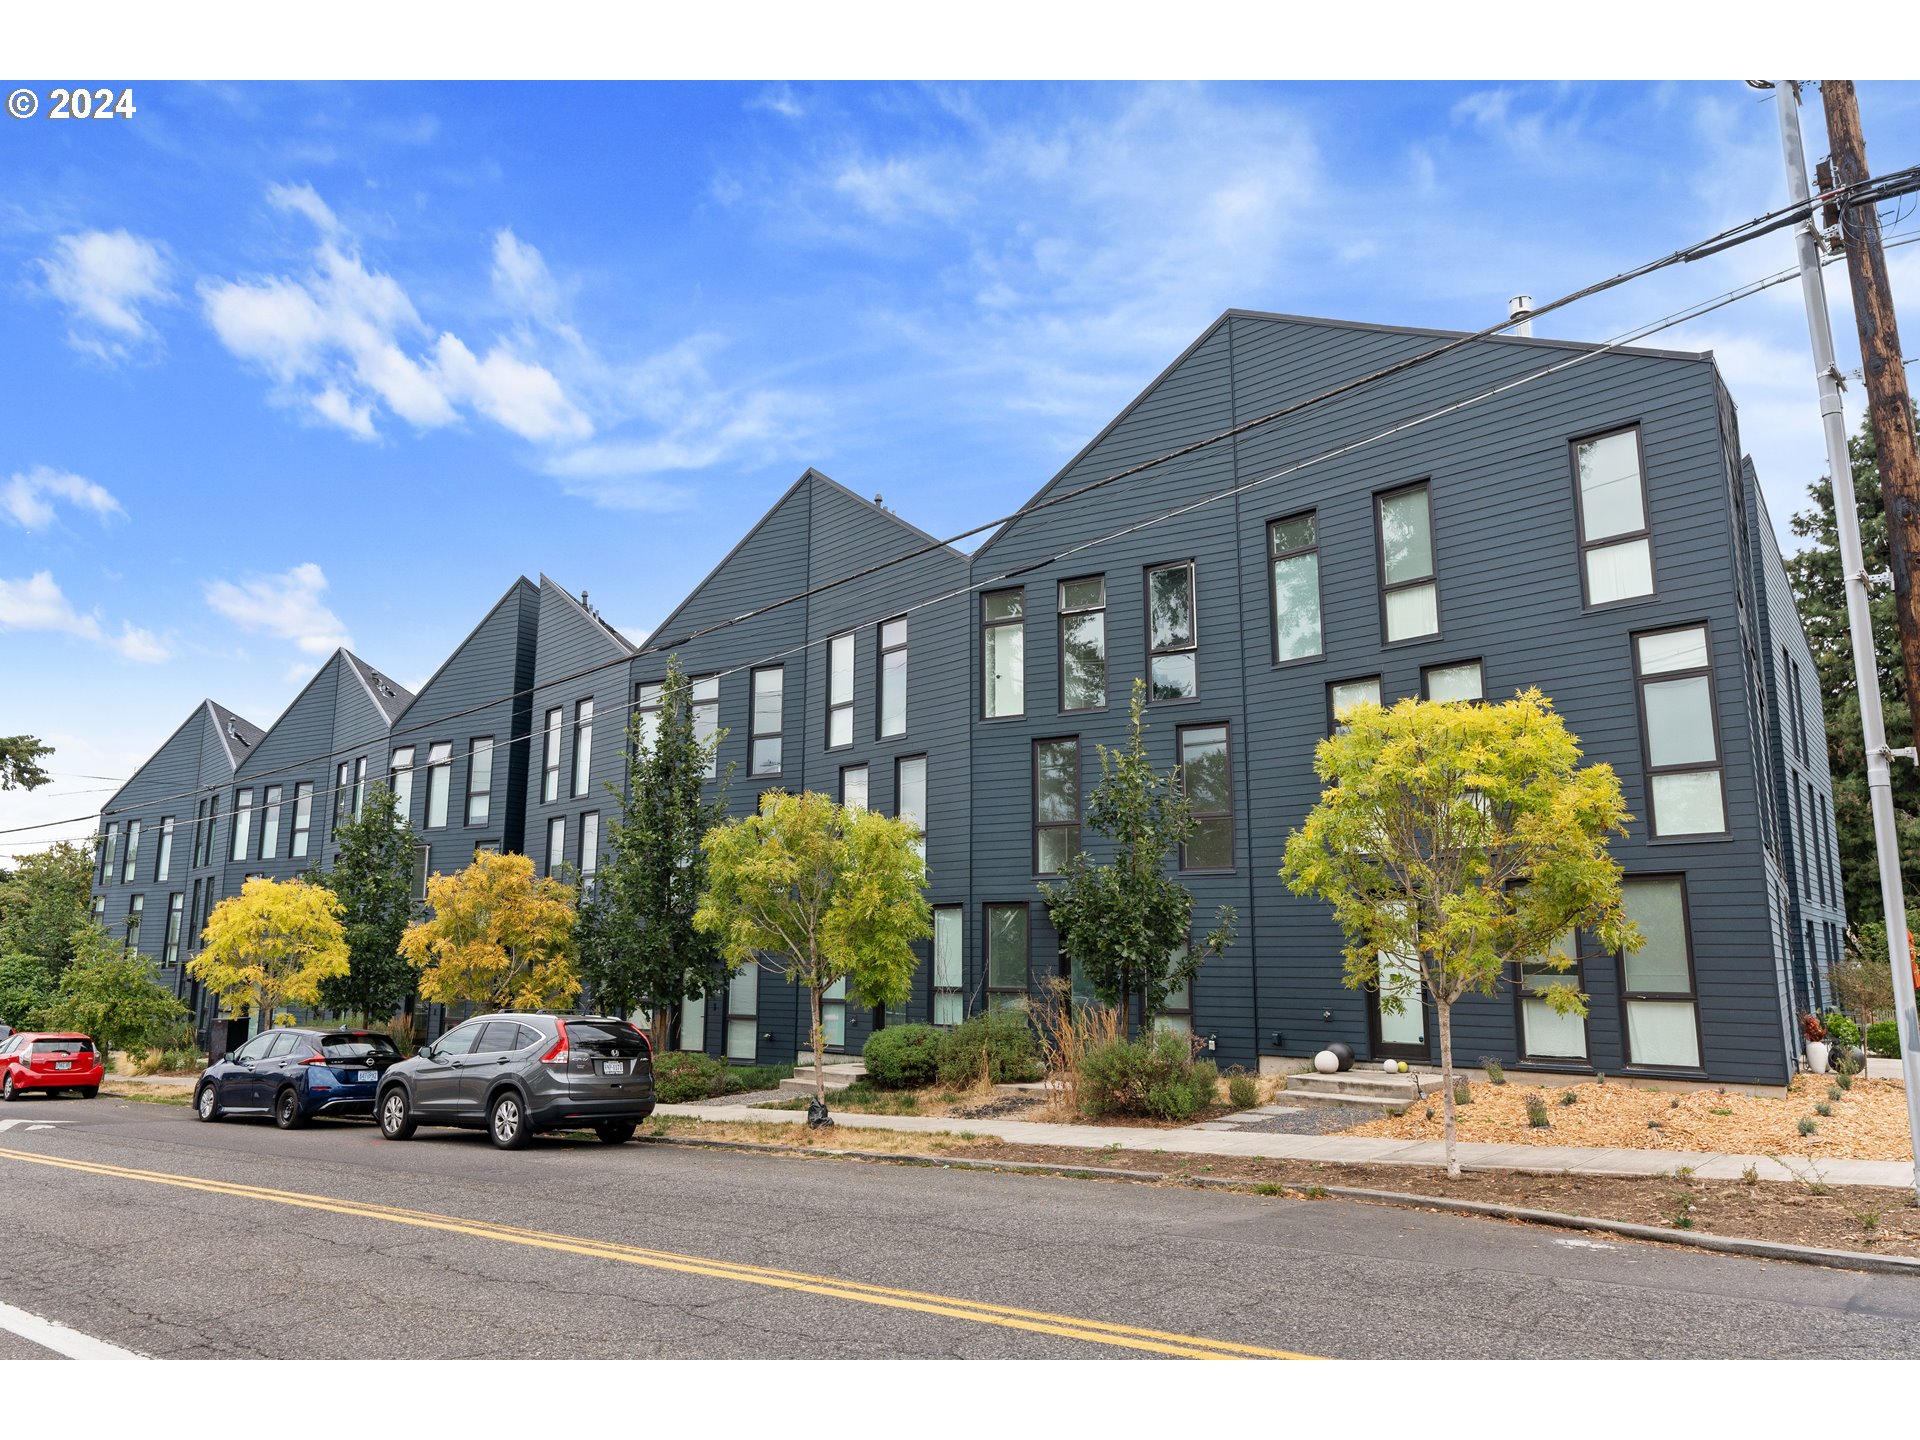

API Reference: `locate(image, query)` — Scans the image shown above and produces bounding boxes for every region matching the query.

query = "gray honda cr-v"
[376,1013,654,1150]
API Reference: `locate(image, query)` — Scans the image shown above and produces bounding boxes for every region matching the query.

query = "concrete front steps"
[778,1059,867,1096]
[1282,1068,1451,1111]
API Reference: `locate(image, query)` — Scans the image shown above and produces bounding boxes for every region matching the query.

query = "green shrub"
[1798,1115,1818,1136]
[934,1012,1042,1087]
[1079,1030,1218,1120]
[654,1051,729,1103]
[1823,1012,1863,1051]
[1483,1057,1506,1085]
[1815,1101,1833,1117]
[1227,1072,1260,1110]
[1525,1093,1551,1128]
[0,953,57,1030]
[863,1024,943,1089]
[722,1062,793,1094]
[1868,1020,1901,1058]
[1558,1089,1578,1106]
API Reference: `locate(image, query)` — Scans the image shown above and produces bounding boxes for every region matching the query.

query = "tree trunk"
[811,984,826,1107]
[1119,984,1131,1041]
[1437,996,1460,1181]
[652,1002,671,1056]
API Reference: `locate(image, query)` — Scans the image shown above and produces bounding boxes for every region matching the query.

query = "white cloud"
[1,467,125,530]
[433,333,591,443]
[0,571,169,662]
[266,181,341,236]
[39,230,171,360]
[748,83,804,120]
[490,229,563,321]
[203,562,352,656]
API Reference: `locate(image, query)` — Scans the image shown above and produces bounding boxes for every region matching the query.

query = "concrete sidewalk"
[656,1101,1916,1188]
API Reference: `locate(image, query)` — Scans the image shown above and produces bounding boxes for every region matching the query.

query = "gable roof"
[205,699,266,770]
[341,650,414,724]
[539,573,636,657]
[391,577,539,731]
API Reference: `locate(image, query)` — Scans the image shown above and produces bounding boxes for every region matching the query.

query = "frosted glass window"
[751,666,783,776]
[1384,583,1438,643]
[897,755,927,860]
[1633,626,1725,837]
[259,788,282,859]
[389,747,415,827]
[1626,1002,1700,1068]
[982,590,1025,718]
[692,676,719,778]
[678,992,705,1052]
[933,907,963,1026]
[468,738,494,826]
[1424,661,1483,703]
[828,633,855,748]
[546,817,566,877]
[1377,485,1439,642]
[230,794,252,862]
[1586,539,1654,606]
[879,618,907,738]
[1636,626,1709,675]
[425,742,452,829]
[1329,677,1382,733]
[840,764,868,812]
[571,701,593,798]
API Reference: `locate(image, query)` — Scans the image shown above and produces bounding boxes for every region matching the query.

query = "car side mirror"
[222,1051,235,1064]
[418,1045,435,1062]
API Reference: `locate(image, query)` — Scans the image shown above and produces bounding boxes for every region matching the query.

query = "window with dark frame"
[750,665,784,776]
[985,903,1029,1012]
[932,906,963,1026]
[828,632,856,748]
[1268,513,1322,664]
[333,761,350,835]
[123,818,141,882]
[634,682,663,756]
[896,754,927,861]
[1058,577,1107,712]
[100,823,118,885]
[542,707,562,802]
[725,962,758,1061]
[1572,427,1655,606]
[1422,659,1483,703]
[546,815,567,878]
[572,700,593,798]
[425,742,453,829]
[124,894,143,954]
[389,746,415,826]
[351,756,367,819]
[155,816,174,882]
[1157,964,1194,1036]
[1618,875,1702,1069]
[1376,482,1438,643]
[290,783,312,859]
[230,792,253,862]
[1177,725,1232,870]
[879,617,908,738]
[260,786,282,860]
[1328,676,1382,735]
[1631,624,1727,838]
[468,737,495,826]
[411,844,430,907]
[1517,926,1588,1061]
[691,675,719,778]
[163,892,184,968]
[1145,561,1198,700]
[1787,652,1808,764]
[579,812,600,881]
[1033,737,1080,876]
[840,763,869,812]
[982,589,1025,718]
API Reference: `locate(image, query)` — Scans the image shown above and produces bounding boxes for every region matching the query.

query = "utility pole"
[1774,82,1920,1194]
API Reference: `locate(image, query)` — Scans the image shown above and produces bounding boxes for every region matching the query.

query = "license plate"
[354,1070,374,1083]
[600,1059,625,1075]
[55,1061,71,1070]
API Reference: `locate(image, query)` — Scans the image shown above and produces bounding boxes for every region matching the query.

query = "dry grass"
[644,1113,994,1155]
[1348,1076,1916,1160]
[101,1082,194,1106]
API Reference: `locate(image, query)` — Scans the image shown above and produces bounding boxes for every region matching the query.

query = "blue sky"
[6,79,1920,852]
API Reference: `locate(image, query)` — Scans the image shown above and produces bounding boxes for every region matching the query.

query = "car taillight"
[541,1023,569,1066]
[301,1056,332,1067]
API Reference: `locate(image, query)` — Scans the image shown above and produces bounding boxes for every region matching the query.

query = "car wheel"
[1,1072,17,1102]
[78,1087,98,1099]
[488,1091,530,1150]
[378,1087,415,1141]
[195,1083,221,1122]
[273,1086,306,1130]
[593,1120,637,1145]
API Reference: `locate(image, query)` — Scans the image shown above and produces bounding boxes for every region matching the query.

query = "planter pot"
[1805,1040,1830,1075]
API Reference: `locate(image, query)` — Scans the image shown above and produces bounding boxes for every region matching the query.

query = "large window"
[692,676,719,778]
[333,761,351,835]
[124,894,143,954]
[634,682,663,756]
[896,755,927,860]
[155,816,173,882]
[726,963,758,1061]
[99,823,118,885]
[828,632,856,748]
[821,977,848,1049]
[1033,739,1080,876]
[351,756,367,819]
[1518,927,1587,1061]
[982,589,1025,718]
[1572,427,1654,607]
[985,904,1029,1011]
[542,707,563,803]
[751,666,784,776]
[1632,624,1726,837]
[389,746,415,826]
[1328,676,1382,734]
[1146,561,1198,700]
[230,792,253,862]
[1422,660,1483,703]
[546,816,567,878]
[162,893,184,968]
[290,783,312,859]
[879,617,908,738]
[259,786,282,860]
[932,906,964,1027]
[1058,577,1107,712]
[572,701,594,798]
[579,812,600,878]
[840,763,869,811]
[1158,966,1193,1036]
[1178,725,1232,870]
[123,819,141,883]
[1619,876,1701,1069]
[467,738,495,826]
[425,742,453,829]
[1269,513,1323,663]
[1376,482,1438,643]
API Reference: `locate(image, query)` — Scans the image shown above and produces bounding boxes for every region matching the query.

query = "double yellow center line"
[0,1146,1318,1360]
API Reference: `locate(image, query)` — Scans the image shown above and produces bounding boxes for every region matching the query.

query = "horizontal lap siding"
[227,659,342,895]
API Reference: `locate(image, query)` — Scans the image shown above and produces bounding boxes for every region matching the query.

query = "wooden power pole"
[1823,80,1920,751]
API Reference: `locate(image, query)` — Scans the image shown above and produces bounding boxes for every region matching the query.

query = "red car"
[0,1033,104,1101]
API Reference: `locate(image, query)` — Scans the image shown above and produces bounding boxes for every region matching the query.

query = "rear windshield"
[31,1039,94,1055]
[320,1034,402,1062]
[565,1021,648,1057]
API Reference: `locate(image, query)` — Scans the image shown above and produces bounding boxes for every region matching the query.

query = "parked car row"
[192,1012,657,1150]
[0,1032,104,1101]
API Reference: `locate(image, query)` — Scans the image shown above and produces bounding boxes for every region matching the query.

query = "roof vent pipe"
[1508,294,1534,338]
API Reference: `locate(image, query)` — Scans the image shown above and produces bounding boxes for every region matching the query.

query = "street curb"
[640,1133,1920,1277]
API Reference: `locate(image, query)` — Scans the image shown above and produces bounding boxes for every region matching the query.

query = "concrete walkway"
[656,1101,1916,1188]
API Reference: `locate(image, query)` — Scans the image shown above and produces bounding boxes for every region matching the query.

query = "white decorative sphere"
[1382,1059,1399,1073]
[1313,1050,1340,1074]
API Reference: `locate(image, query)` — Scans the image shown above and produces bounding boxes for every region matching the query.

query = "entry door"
[1372,945,1428,1060]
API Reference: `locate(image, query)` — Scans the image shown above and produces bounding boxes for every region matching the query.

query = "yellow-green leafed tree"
[399,850,580,1012]
[695,790,930,1112]
[190,877,350,1026]
[1281,688,1640,1178]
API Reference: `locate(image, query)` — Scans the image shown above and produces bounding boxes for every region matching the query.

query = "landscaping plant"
[1483,1057,1506,1085]
[1078,1028,1218,1121]
[0,839,94,972]
[862,1023,943,1090]
[1030,976,1122,1113]
[935,1011,1042,1088]
[1868,1019,1901,1058]
[309,781,420,1024]
[38,924,186,1061]
[400,851,580,1011]
[1525,1093,1550,1128]
[192,877,350,1025]
[1227,1072,1259,1110]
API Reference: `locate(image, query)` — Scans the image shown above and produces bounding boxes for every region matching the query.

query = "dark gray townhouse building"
[91,308,1845,1088]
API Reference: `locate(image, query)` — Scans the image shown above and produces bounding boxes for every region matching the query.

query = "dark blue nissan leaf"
[193,1027,404,1129]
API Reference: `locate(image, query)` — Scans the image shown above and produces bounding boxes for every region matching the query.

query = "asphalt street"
[3,1094,1919,1360]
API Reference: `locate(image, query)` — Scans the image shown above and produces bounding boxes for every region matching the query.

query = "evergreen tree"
[0,735,52,792]
[1786,414,1920,922]
[312,781,419,1021]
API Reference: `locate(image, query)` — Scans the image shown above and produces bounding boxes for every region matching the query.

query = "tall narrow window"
[985,904,1029,1012]
[1057,577,1107,712]
[291,783,313,859]
[1619,876,1701,1069]
[1033,738,1080,876]
[879,617,908,738]
[1269,513,1323,663]
[1573,427,1654,606]
[1328,676,1382,734]
[205,797,219,864]
[751,666,784,776]
[692,676,720,779]
[189,802,207,868]
[1157,967,1193,1036]
[230,791,254,862]
[542,708,562,802]
[351,756,368,819]
[411,844,430,907]
[634,682,663,756]
[123,819,141,883]
[821,977,848,1049]
[982,590,1025,718]
[155,816,174,882]
[389,746,416,826]
[100,823,118,885]
[1146,561,1198,700]
[1422,660,1483,703]
[932,906,964,1027]
[836,764,868,812]
[467,738,495,826]
[163,893,184,968]
[259,786,283,860]
[91,895,105,926]
[579,812,600,878]
[572,700,593,797]
[1632,624,1726,837]
[895,755,928,861]
[828,633,855,748]
[1377,483,1438,642]
[334,761,351,834]
[1518,927,1587,1060]
[1178,725,1232,870]
[425,742,452,829]
[1786,652,1808,764]
[726,963,758,1061]
[124,894,143,954]
[547,816,567,878]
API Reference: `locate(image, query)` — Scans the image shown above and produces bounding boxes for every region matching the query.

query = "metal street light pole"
[1774,81,1920,1194]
